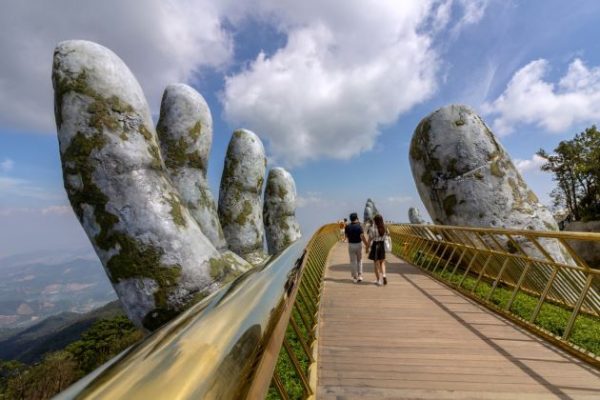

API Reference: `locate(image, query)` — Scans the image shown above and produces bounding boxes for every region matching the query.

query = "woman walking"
[367,214,388,286]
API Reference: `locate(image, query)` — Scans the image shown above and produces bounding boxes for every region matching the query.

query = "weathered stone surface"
[218,129,268,265]
[364,198,379,224]
[156,84,227,251]
[564,221,600,269]
[53,40,249,331]
[409,104,571,263]
[408,207,426,224]
[264,167,302,254]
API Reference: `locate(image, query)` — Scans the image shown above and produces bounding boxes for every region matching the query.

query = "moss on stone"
[209,253,243,284]
[410,118,431,161]
[167,194,186,227]
[421,171,434,187]
[189,120,202,140]
[278,185,288,199]
[454,119,465,126]
[160,135,188,170]
[198,186,216,211]
[447,158,459,178]
[62,131,111,224]
[527,190,539,204]
[490,160,505,177]
[54,66,161,171]
[256,175,264,194]
[235,201,253,225]
[221,156,239,182]
[187,151,206,171]
[443,194,457,217]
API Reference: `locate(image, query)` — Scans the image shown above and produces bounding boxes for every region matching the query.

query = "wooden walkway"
[317,243,600,399]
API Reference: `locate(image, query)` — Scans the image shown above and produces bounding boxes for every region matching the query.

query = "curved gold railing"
[389,223,600,367]
[56,223,339,400]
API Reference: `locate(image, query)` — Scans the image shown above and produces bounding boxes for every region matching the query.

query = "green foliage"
[65,315,142,374]
[0,315,142,399]
[537,125,600,221]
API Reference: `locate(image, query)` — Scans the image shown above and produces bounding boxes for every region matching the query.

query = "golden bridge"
[57,224,600,399]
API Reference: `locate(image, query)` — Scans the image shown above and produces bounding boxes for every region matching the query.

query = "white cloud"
[514,154,546,174]
[0,1,489,167]
[0,0,233,133]
[0,205,70,217]
[0,177,61,201]
[384,196,413,204]
[296,192,333,208]
[483,58,600,135]
[0,158,14,172]
[41,205,72,216]
[221,0,486,166]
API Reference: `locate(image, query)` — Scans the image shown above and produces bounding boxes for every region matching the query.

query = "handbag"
[384,233,392,253]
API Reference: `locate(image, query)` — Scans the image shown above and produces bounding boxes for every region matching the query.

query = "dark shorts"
[368,241,386,261]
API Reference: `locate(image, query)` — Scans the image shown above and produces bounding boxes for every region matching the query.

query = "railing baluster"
[563,275,595,340]
[530,266,559,324]
[505,261,531,311]
[458,251,480,288]
[271,372,290,400]
[282,339,313,396]
[486,258,510,302]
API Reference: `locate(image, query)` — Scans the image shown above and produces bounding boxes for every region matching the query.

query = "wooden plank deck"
[317,243,600,399]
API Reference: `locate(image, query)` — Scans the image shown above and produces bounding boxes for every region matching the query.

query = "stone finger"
[263,167,302,254]
[408,207,426,224]
[156,83,227,251]
[218,129,268,265]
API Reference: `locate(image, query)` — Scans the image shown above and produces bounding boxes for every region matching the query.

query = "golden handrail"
[389,223,600,367]
[56,223,339,400]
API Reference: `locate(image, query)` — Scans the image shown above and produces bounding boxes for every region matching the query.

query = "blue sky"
[2,0,600,257]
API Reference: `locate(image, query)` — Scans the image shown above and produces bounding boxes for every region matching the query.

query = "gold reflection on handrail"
[56,224,340,400]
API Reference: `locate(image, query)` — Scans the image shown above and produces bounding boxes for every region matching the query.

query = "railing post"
[530,266,559,324]
[486,258,510,302]
[458,251,480,288]
[505,262,531,311]
[562,275,594,340]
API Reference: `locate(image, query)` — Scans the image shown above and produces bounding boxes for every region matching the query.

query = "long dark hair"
[374,214,385,236]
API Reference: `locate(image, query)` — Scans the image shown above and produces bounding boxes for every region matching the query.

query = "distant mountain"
[0,300,124,363]
[0,248,116,330]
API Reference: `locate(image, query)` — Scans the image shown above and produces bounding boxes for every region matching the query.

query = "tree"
[537,126,600,222]
[0,315,142,399]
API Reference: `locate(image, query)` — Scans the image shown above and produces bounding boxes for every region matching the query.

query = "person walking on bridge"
[368,214,389,286]
[345,212,368,283]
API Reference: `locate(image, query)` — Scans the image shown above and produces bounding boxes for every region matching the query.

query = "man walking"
[345,213,369,283]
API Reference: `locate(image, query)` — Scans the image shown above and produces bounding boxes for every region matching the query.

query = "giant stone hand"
[52,40,301,331]
[409,104,572,264]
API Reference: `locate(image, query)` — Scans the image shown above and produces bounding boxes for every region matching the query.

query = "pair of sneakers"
[375,276,388,286]
[352,275,363,284]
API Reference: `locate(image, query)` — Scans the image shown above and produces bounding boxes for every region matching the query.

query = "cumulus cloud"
[222,0,486,165]
[483,58,600,135]
[514,154,546,173]
[0,0,232,133]
[0,0,488,166]
[0,158,14,172]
